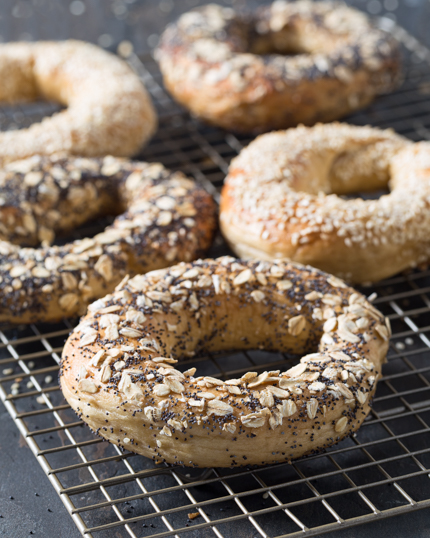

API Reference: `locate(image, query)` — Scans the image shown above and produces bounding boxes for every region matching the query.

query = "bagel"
[156,2,400,132]
[0,40,157,165]
[219,123,430,284]
[0,155,217,323]
[60,257,389,468]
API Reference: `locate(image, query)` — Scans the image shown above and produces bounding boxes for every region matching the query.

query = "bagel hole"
[248,15,341,56]
[339,187,390,201]
[327,148,394,200]
[250,35,310,56]
[0,101,62,132]
[53,214,117,247]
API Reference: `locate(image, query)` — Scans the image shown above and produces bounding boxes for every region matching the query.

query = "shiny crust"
[60,257,389,468]
[0,156,217,323]
[0,40,157,165]
[156,2,400,132]
[220,123,430,283]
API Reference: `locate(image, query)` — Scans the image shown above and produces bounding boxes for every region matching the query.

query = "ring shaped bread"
[0,40,157,165]
[60,257,389,468]
[220,123,430,284]
[156,2,400,132]
[0,156,216,323]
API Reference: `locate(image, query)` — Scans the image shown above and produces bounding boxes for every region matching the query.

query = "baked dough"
[0,40,157,165]
[219,123,430,283]
[156,2,400,132]
[60,257,389,468]
[0,155,216,323]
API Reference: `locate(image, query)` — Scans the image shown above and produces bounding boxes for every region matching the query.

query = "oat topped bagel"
[220,123,430,283]
[0,155,216,323]
[0,40,157,165]
[60,257,389,468]
[156,2,400,132]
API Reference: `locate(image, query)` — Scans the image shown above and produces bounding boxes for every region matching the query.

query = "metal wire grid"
[1,20,430,538]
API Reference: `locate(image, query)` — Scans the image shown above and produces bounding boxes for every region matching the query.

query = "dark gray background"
[0,0,429,54]
[1,1,430,537]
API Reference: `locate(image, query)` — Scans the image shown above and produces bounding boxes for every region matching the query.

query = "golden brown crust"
[0,40,157,164]
[60,257,389,468]
[0,156,217,323]
[219,123,430,283]
[156,3,400,132]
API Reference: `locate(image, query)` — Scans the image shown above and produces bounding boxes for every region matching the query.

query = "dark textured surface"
[0,408,80,538]
[1,1,430,538]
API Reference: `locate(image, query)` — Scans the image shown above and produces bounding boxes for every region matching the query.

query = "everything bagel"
[219,123,430,283]
[0,156,216,323]
[60,257,389,468]
[0,40,157,165]
[156,2,400,132]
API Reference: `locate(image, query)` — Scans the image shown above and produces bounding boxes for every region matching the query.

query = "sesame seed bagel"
[0,40,157,165]
[0,156,216,323]
[156,2,400,133]
[219,123,430,284]
[60,257,389,468]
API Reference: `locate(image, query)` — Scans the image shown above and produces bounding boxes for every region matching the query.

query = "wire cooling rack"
[2,19,430,538]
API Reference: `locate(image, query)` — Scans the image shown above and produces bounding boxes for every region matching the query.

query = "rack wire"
[2,18,430,538]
